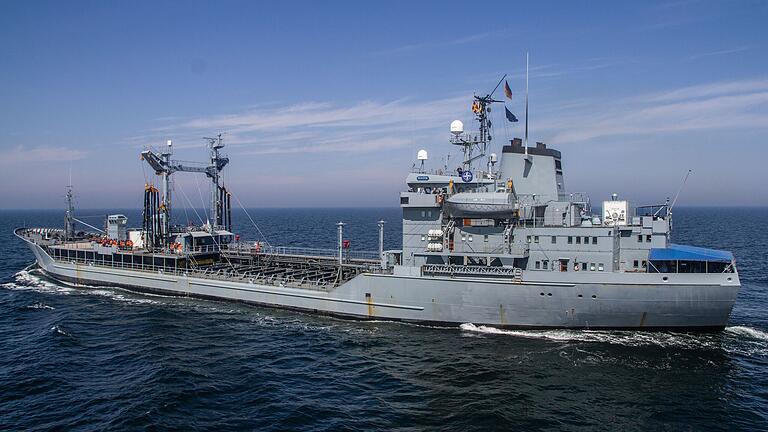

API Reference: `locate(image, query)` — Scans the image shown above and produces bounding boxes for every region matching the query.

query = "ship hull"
[23,240,740,330]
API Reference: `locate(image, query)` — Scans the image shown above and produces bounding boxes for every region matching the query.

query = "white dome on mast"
[450,120,464,135]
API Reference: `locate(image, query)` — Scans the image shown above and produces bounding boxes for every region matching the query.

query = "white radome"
[450,120,464,135]
[417,149,429,161]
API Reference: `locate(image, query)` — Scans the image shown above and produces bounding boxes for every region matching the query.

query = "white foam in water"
[2,269,74,294]
[460,323,719,350]
[26,302,54,310]
[2,268,164,306]
[50,325,72,337]
[461,323,768,356]
[726,326,768,341]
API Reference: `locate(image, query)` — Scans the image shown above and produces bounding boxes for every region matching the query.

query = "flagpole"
[524,52,529,156]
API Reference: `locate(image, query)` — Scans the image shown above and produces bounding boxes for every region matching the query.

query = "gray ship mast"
[524,52,529,156]
[64,175,75,241]
[450,75,506,172]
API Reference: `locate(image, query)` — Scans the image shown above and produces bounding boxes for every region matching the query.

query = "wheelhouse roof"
[649,244,733,262]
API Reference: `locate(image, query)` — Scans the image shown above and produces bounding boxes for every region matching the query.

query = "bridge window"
[648,260,732,273]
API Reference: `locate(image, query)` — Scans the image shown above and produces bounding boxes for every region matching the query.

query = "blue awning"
[649,244,733,262]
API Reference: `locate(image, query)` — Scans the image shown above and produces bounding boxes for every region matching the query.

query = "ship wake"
[460,322,768,356]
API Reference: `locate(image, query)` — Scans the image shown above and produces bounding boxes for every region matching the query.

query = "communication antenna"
[524,52,530,156]
[670,169,692,211]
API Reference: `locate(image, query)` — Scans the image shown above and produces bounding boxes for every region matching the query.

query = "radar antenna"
[450,74,506,172]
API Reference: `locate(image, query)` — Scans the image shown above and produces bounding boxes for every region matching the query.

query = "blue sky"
[1,0,766,209]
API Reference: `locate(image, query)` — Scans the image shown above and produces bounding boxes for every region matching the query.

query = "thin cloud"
[542,78,768,143]
[151,95,470,156]
[686,46,751,61]
[1,146,88,166]
[377,29,509,55]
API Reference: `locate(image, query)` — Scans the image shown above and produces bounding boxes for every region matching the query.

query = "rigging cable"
[177,183,239,274]
[231,191,272,247]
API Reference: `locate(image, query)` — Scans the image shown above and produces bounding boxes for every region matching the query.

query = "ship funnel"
[450,120,464,135]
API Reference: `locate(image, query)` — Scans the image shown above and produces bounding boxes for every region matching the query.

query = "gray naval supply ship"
[15,80,741,331]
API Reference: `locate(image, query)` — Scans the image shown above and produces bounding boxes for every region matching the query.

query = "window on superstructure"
[527,235,531,243]
[551,236,557,244]
[484,235,489,242]
[584,236,589,244]
[535,261,541,269]
[646,235,652,243]
[576,237,581,244]
[543,260,548,269]
[633,260,639,268]
[598,263,604,271]
[592,237,598,244]
[568,236,573,244]
[534,236,539,243]
[642,260,647,269]
[590,263,596,271]
[582,263,588,271]
[638,235,643,243]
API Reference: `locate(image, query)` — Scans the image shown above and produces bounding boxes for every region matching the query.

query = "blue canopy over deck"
[649,244,734,262]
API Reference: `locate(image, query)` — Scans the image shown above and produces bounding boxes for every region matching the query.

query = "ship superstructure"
[15,77,741,330]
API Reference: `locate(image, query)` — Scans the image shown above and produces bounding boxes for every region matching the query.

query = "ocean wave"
[2,269,74,294]
[459,323,768,356]
[26,302,55,310]
[50,325,72,337]
[725,325,768,341]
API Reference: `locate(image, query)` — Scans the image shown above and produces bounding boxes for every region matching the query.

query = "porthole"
[577,294,583,298]
[591,294,597,299]
[540,292,545,296]
[662,276,668,281]
[727,277,732,282]
[547,293,552,296]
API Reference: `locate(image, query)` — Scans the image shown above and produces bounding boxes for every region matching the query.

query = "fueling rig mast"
[140,134,232,250]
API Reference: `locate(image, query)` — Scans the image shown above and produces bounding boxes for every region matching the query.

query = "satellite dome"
[417,149,429,161]
[450,120,464,135]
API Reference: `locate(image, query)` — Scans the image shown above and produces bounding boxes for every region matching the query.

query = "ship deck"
[21,229,384,291]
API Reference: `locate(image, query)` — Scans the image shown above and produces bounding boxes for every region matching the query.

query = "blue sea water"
[1,207,767,431]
